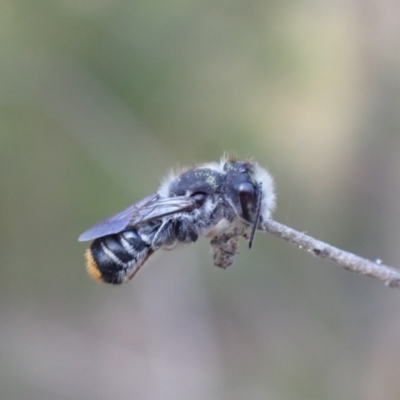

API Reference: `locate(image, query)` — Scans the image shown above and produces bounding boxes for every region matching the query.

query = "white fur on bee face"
[252,162,276,221]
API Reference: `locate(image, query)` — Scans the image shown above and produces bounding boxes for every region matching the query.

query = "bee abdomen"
[85,231,151,284]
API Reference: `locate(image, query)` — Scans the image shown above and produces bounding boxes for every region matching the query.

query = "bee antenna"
[248,183,262,249]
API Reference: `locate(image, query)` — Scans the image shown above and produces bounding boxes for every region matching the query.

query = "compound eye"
[191,192,207,207]
[239,182,256,222]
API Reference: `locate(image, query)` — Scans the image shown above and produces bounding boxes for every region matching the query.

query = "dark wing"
[79,193,197,242]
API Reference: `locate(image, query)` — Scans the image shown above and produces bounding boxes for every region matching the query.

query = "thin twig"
[261,219,400,289]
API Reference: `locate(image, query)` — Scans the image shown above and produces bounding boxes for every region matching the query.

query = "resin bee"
[79,158,276,284]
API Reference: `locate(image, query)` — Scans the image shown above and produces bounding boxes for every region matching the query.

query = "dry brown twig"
[260,219,400,289]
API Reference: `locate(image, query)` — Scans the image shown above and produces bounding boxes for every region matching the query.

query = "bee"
[79,158,276,284]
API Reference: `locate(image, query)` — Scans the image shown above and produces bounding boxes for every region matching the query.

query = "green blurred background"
[1,0,400,399]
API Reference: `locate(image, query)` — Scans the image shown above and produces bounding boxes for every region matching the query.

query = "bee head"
[223,160,275,248]
[223,160,260,220]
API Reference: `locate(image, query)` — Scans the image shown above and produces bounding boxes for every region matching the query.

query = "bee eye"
[238,182,256,222]
[191,192,207,206]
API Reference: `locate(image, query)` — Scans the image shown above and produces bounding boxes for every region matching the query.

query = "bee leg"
[152,219,177,249]
[120,230,153,281]
[175,217,199,243]
[125,248,154,281]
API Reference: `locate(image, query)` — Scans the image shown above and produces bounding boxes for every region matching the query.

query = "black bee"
[79,158,275,284]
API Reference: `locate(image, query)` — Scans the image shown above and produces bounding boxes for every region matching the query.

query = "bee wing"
[79,193,196,242]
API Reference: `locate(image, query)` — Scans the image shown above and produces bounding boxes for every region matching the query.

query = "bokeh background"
[1,0,400,399]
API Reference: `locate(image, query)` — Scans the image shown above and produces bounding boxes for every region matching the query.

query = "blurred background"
[1,0,400,399]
